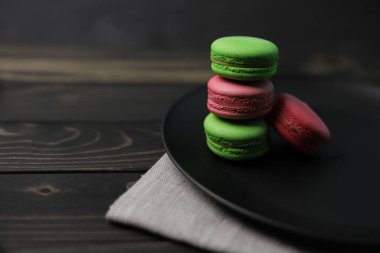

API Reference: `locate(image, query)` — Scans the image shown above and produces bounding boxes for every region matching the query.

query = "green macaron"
[204,113,269,160]
[210,36,278,80]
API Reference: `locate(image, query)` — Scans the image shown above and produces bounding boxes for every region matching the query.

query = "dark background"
[0,0,379,78]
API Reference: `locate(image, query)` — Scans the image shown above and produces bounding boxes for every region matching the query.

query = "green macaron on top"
[211,36,279,67]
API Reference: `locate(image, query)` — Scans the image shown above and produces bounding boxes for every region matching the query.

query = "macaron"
[204,113,269,160]
[211,36,278,81]
[207,75,274,119]
[269,93,331,154]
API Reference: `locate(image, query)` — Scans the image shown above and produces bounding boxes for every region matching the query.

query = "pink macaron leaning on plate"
[269,93,331,154]
[207,75,274,119]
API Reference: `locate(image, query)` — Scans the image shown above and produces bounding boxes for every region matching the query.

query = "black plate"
[163,78,380,246]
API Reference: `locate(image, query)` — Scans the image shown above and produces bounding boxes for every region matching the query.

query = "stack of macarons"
[204,36,330,160]
[204,36,278,160]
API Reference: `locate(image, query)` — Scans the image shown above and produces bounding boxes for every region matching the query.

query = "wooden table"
[0,46,209,253]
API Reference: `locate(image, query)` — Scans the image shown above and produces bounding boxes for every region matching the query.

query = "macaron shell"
[207,75,274,119]
[270,93,331,154]
[208,75,273,97]
[211,36,279,67]
[204,113,268,141]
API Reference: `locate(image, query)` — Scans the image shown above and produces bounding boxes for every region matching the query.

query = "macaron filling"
[208,89,272,105]
[211,63,277,75]
[205,131,266,148]
[211,63,277,80]
[207,100,273,116]
[210,52,277,68]
[206,138,269,159]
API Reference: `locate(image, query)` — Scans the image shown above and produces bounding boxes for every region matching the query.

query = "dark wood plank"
[0,216,152,243]
[0,122,165,173]
[0,82,197,122]
[0,50,210,84]
[1,241,204,253]
[0,216,204,253]
[0,173,139,216]
[0,173,204,253]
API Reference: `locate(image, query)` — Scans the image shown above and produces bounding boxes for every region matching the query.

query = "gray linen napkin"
[106,154,303,253]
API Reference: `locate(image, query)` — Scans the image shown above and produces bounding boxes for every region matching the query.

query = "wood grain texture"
[0,51,204,250]
[1,241,203,253]
[0,46,210,84]
[0,82,197,121]
[0,122,164,173]
[0,173,139,216]
[0,173,203,253]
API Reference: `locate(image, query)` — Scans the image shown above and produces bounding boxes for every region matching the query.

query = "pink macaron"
[207,75,274,119]
[269,93,331,154]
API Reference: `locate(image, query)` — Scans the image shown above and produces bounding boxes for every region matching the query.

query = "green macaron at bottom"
[203,113,270,161]
[211,62,276,81]
[206,138,269,160]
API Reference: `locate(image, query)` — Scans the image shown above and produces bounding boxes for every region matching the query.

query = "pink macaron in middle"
[207,75,274,119]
